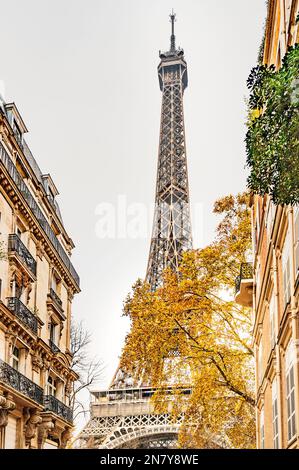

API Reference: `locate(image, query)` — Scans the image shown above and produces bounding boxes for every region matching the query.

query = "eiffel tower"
[77,12,193,449]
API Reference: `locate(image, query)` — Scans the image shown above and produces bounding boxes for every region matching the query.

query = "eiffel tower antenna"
[170,9,176,51]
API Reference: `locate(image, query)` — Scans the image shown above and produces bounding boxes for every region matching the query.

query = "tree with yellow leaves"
[121,193,255,449]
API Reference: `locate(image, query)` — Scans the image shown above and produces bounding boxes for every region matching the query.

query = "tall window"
[286,341,296,442]
[258,341,263,385]
[49,322,57,344]
[256,263,261,301]
[51,274,57,292]
[294,207,299,275]
[16,226,22,239]
[260,408,265,449]
[47,376,57,397]
[269,291,276,349]
[282,230,291,306]
[272,378,279,448]
[51,271,60,296]
[12,346,20,371]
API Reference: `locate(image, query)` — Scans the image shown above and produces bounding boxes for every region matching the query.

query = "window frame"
[272,378,279,448]
[12,346,20,371]
[282,229,291,306]
[258,340,263,386]
[286,341,296,442]
[260,407,265,449]
[269,291,276,350]
[47,375,57,397]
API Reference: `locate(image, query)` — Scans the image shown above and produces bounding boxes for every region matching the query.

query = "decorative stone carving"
[36,241,45,260]
[42,357,51,370]
[65,379,72,397]
[26,283,33,304]
[31,353,43,372]
[60,427,72,448]
[0,394,16,429]
[37,415,55,449]
[59,321,64,338]
[24,408,42,447]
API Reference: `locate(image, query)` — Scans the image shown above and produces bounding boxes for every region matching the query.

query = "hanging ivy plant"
[246,43,299,205]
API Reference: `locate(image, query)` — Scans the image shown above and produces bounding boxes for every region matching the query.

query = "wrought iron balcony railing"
[8,234,37,276]
[0,359,43,405]
[7,297,38,335]
[0,140,80,288]
[49,339,60,354]
[235,262,253,294]
[49,288,63,308]
[44,394,73,423]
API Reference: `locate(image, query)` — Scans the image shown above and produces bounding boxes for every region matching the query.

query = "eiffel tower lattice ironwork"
[77,12,193,449]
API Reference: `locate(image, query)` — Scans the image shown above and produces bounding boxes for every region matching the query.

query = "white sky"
[0,0,266,427]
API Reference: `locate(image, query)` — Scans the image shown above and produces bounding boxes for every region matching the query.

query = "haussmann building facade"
[0,95,80,448]
[235,0,299,450]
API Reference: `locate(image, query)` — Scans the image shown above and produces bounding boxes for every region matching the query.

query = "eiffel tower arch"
[77,12,193,449]
[78,386,188,449]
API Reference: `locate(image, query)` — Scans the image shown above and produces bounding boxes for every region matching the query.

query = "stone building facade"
[235,0,299,449]
[0,96,80,448]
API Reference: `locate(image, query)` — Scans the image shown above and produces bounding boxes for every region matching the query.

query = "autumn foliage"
[121,193,255,448]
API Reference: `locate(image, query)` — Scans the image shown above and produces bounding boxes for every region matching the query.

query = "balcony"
[235,262,253,307]
[49,339,61,354]
[8,234,36,278]
[7,297,38,335]
[0,359,43,405]
[44,395,73,423]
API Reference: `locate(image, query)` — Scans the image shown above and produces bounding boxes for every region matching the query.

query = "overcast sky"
[0,0,266,427]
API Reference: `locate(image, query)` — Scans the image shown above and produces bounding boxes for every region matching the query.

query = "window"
[294,207,299,275]
[16,227,22,238]
[256,202,260,238]
[47,376,57,397]
[51,271,60,295]
[272,378,279,448]
[286,341,296,442]
[49,322,57,343]
[51,275,57,292]
[260,408,265,449]
[282,230,291,306]
[258,341,263,385]
[256,263,261,300]
[12,346,20,371]
[13,121,22,143]
[48,187,55,204]
[269,292,276,349]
